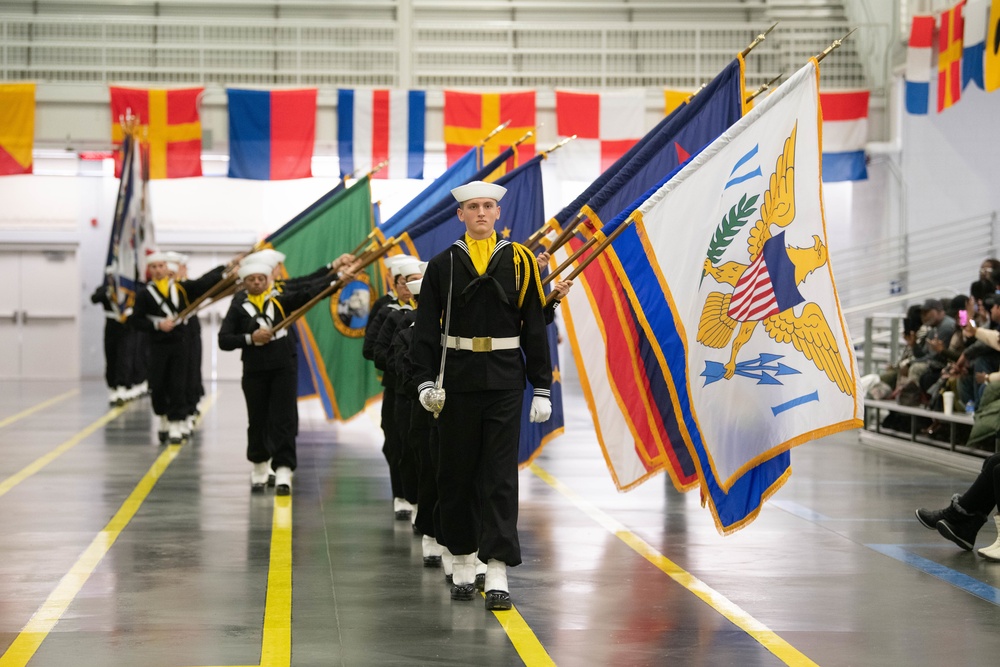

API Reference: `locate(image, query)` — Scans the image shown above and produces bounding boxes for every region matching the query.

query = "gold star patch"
[552,365,561,384]
[501,226,512,239]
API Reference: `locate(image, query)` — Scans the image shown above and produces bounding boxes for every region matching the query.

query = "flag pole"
[273,237,400,332]
[545,220,632,305]
[740,22,779,58]
[349,229,379,256]
[815,28,856,63]
[745,72,784,104]
[544,211,587,255]
[542,235,598,285]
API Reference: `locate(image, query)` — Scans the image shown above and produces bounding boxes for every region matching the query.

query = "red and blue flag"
[227,88,317,180]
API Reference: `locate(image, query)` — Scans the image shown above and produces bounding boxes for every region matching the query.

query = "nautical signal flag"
[110,86,204,179]
[554,89,645,181]
[0,83,35,176]
[819,90,869,182]
[337,89,426,180]
[963,0,989,90]
[986,0,1000,92]
[938,2,966,111]
[906,15,935,114]
[443,90,535,171]
[227,88,317,180]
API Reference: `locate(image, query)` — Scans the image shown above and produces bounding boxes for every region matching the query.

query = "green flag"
[270,176,383,420]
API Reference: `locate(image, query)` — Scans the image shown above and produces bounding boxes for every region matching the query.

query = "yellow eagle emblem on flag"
[696,124,854,396]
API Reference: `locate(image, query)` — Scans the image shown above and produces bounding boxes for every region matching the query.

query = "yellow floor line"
[260,496,293,667]
[0,404,125,500]
[0,389,79,431]
[0,443,184,667]
[485,593,556,667]
[530,463,820,667]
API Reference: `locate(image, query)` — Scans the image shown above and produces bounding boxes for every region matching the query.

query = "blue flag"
[392,145,517,249]
[379,147,479,238]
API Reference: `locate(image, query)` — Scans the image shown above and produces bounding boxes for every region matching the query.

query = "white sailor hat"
[385,254,415,278]
[396,259,426,279]
[238,262,274,280]
[164,251,188,272]
[451,180,507,203]
[244,249,286,267]
[405,278,423,296]
[146,250,169,264]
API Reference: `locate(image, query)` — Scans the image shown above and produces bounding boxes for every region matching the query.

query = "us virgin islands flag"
[605,61,862,533]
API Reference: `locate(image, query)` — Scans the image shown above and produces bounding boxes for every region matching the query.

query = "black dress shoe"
[474,573,486,591]
[395,509,412,521]
[251,482,266,494]
[158,431,167,444]
[267,473,276,488]
[276,484,291,497]
[445,574,453,585]
[485,590,512,611]
[423,555,442,568]
[451,583,475,600]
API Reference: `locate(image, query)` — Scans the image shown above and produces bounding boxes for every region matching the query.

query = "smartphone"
[959,309,968,326]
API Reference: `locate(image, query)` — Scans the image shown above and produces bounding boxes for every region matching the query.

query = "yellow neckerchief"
[465,232,496,275]
[246,292,269,312]
[153,277,171,296]
[396,297,416,309]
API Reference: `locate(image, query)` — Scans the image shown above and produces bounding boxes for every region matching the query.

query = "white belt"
[442,335,519,352]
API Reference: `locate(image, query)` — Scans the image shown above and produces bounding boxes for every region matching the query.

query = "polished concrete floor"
[1,377,1000,667]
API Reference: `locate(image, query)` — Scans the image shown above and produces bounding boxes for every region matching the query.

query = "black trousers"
[436,389,523,566]
[148,340,189,421]
[411,403,440,539]
[103,319,128,388]
[242,364,298,470]
[131,331,149,386]
[381,390,403,498]
[394,392,419,504]
[959,452,1000,516]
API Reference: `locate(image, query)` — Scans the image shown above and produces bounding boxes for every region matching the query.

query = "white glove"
[529,396,552,423]
[419,388,435,413]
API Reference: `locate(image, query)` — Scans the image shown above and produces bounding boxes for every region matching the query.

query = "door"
[0,249,79,379]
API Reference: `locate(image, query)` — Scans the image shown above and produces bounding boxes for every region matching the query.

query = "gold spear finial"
[481,120,512,145]
[745,72,784,104]
[367,160,389,178]
[541,134,576,156]
[816,28,857,64]
[512,130,534,147]
[741,22,779,57]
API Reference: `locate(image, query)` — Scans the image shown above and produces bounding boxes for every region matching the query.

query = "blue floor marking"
[769,499,830,522]
[867,544,1000,606]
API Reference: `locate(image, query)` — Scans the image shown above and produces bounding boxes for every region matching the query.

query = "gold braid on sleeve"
[513,243,545,309]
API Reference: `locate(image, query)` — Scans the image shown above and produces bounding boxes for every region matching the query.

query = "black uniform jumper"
[411,235,551,566]
[129,267,225,423]
[218,281,328,471]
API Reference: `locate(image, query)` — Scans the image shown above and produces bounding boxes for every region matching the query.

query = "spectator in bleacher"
[866,305,924,402]
[922,296,974,421]
[904,299,956,400]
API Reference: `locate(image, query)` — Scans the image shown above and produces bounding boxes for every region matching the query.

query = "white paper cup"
[942,391,955,415]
